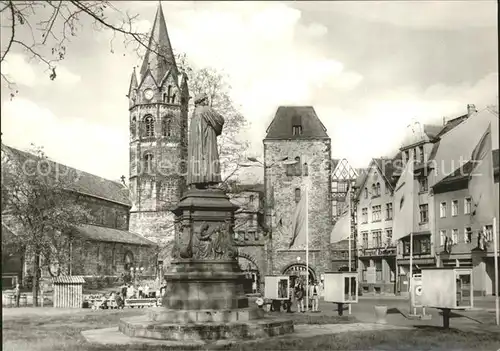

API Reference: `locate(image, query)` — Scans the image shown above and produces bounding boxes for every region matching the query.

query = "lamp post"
[239,156,289,275]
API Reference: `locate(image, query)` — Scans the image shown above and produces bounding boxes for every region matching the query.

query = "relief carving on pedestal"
[192,221,236,260]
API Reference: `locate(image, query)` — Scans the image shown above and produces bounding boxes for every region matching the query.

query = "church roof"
[74,224,157,246]
[139,2,178,85]
[265,106,329,140]
[2,145,131,207]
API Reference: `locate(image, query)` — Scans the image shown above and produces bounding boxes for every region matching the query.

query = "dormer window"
[291,115,303,136]
[292,125,302,136]
[171,93,176,104]
[163,93,167,103]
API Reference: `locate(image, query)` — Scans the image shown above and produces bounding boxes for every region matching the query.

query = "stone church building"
[1,145,158,286]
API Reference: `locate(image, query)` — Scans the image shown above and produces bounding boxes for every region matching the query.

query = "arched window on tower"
[143,115,155,137]
[294,156,302,176]
[144,153,154,173]
[131,117,137,139]
[376,182,381,196]
[295,188,301,203]
[171,93,176,104]
[303,162,309,176]
[364,187,368,199]
[163,93,167,103]
[167,85,172,103]
[162,114,174,137]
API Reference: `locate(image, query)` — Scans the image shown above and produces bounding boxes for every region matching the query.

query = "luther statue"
[187,93,224,188]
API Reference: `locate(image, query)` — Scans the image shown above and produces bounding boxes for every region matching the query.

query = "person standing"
[138,284,143,298]
[310,281,320,312]
[14,283,20,308]
[144,284,150,298]
[295,281,305,313]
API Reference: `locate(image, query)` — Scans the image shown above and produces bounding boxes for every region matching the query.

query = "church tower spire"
[128,1,189,252]
[139,1,177,85]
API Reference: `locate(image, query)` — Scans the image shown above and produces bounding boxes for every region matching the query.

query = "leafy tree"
[1,143,92,306]
[176,53,250,185]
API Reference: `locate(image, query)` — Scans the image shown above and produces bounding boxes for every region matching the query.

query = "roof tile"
[265,106,329,139]
[74,224,157,246]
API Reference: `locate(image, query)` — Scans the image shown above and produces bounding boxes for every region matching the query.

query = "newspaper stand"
[264,276,290,312]
[323,272,358,316]
[421,267,473,328]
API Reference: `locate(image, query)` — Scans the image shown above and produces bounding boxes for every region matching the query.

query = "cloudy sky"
[1,1,498,182]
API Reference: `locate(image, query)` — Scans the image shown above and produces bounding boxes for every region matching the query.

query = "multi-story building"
[1,145,157,286]
[431,106,499,296]
[228,183,268,293]
[263,106,332,286]
[354,157,399,294]
[394,104,499,295]
[128,3,190,257]
[330,158,359,272]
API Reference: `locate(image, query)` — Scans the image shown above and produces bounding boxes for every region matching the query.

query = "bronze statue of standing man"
[187,93,224,188]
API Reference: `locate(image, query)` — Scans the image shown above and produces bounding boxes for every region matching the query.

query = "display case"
[323,272,358,303]
[264,275,290,300]
[410,274,423,308]
[421,267,473,310]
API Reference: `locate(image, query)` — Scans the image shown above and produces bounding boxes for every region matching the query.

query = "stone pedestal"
[119,188,294,342]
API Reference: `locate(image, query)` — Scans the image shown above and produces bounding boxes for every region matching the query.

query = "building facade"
[128,3,189,252]
[1,145,158,287]
[228,184,268,294]
[330,158,359,272]
[432,139,499,296]
[263,106,332,285]
[355,157,399,295]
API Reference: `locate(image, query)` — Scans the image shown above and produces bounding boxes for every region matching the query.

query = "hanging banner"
[411,274,423,308]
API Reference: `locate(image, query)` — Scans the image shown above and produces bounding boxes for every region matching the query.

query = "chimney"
[467,104,477,117]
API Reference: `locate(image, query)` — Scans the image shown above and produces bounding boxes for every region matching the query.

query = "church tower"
[128,2,189,245]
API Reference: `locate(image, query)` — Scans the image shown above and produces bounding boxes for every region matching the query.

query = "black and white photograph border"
[1,1,499,351]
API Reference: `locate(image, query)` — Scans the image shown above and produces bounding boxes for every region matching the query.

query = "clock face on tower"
[143,89,154,101]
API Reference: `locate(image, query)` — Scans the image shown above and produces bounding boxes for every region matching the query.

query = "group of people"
[283,280,322,313]
[119,283,154,299]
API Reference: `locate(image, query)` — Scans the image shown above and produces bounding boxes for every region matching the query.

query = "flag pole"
[409,160,414,315]
[494,216,499,325]
[348,184,352,315]
[305,171,309,311]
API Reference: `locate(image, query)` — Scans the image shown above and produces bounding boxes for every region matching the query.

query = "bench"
[124,298,158,308]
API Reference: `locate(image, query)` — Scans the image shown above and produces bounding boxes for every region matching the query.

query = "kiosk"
[421,267,473,328]
[323,272,358,316]
[264,276,290,312]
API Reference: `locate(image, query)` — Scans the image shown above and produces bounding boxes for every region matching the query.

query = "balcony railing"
[358,245,396,257]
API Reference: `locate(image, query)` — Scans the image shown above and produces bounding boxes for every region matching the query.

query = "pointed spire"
[128,67,138,95]
[140,1,177,85]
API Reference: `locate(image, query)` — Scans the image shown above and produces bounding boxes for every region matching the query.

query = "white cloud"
[162,2,363,157]
[1,98,128,181]
[1,53,81,87]
[328,2,497,29]
[316,72,499,168]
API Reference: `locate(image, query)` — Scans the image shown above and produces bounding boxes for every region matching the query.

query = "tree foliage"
[176,53,250,185]
[1,143,92,303]
[0,0,152,94]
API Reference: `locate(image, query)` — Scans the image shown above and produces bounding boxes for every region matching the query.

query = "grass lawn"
[2,308,500,351]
